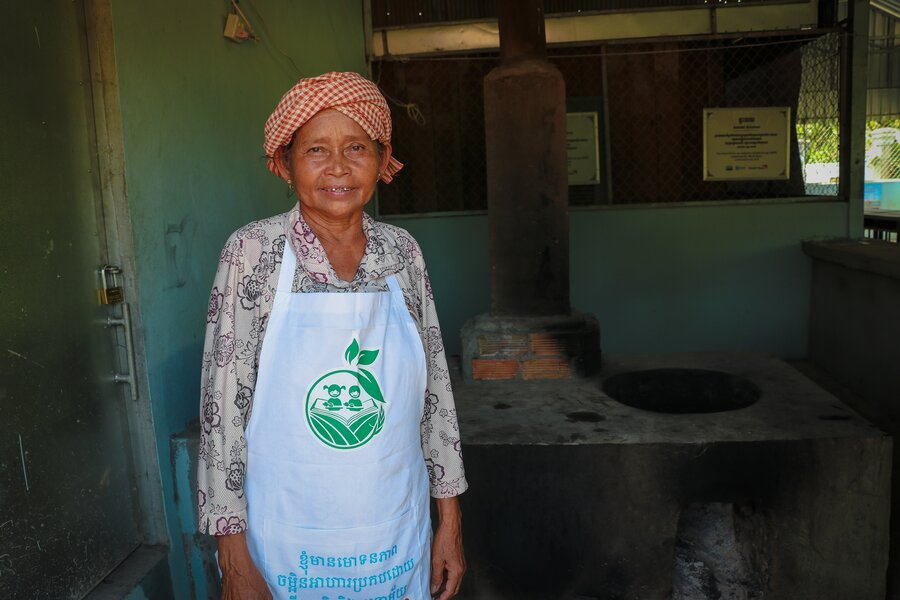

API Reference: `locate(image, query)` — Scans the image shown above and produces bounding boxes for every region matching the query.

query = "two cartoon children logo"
[305,339,386,450]
[321,383,364,411]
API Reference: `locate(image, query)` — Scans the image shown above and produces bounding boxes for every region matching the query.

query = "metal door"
[0,2,144,597]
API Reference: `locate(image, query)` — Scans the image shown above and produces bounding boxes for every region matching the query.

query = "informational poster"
[703,107,790,181]
[567,111,601,185]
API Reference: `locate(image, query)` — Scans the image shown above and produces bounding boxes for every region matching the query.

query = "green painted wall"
[109,1,366,596]
[387,200,848,360]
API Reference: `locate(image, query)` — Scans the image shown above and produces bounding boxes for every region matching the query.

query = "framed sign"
[703,107,790,181]
[567,111,601,185]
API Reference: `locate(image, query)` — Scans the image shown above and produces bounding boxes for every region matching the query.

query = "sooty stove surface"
[451,352,891,599]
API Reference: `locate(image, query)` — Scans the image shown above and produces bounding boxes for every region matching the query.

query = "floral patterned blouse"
[197,204,467,536]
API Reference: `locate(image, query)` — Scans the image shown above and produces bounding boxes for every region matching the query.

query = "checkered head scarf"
[263,71,403,183]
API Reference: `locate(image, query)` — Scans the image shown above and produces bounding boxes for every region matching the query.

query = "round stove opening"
[602,368,760,414]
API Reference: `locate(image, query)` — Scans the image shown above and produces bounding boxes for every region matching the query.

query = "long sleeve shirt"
[197,204,467,535]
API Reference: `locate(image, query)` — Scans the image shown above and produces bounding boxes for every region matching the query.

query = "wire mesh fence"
[868,7,900,119]
[373,31,843,215]
[865,6,900,242]
[864,115,900,241]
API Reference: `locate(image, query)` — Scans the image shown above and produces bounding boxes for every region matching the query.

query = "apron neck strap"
[277,240,298,293]
[385,274,403,297]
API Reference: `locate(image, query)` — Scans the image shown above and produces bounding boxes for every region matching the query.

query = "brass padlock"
[97,265,124,305]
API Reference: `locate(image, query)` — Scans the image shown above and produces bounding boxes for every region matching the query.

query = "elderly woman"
[198,72,467,600]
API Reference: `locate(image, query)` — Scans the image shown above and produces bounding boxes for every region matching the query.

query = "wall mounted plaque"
[567,111,601,185]
[703,107,790,181]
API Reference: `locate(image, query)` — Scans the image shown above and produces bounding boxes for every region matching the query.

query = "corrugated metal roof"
[872,0,900,21]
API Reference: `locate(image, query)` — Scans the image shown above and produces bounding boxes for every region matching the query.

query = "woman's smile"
[319,186,358,196]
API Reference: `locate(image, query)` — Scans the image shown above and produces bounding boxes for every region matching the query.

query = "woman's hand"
[430,497,466,600]
[217,532,272,600]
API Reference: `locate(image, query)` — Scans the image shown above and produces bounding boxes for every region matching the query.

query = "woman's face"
[280,109,391,222]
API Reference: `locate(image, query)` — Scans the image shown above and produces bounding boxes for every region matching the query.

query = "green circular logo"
[305,339,386,450]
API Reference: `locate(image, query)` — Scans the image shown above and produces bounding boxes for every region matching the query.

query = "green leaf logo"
[306,338,386,449]
[344,339,380,370]
[356,367,384,402]
[344,339,360,364]
[357,349,379,366]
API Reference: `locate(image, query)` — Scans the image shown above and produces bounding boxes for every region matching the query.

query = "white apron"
[244,242,431,600]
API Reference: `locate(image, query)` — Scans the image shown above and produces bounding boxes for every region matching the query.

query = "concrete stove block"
[452,352,891,599]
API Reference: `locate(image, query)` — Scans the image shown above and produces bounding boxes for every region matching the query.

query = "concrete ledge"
[171,427,221,600]
[456,352,886,445]
[802,238,900,281]
[372,4,819,57]
[805,239,900,593]
[805,240,900,418]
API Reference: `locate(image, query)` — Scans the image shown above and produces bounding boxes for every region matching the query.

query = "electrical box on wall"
[224,13,250,42]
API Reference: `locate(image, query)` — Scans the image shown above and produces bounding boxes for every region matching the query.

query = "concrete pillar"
[484,0,570,316]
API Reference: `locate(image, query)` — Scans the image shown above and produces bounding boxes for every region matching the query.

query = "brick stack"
[461,314,601,381]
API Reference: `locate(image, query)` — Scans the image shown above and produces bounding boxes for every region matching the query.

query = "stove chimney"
[486,0,569,317]
[461,0,600,381]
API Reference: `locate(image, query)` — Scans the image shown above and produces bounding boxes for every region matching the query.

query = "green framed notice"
[703,107,791,181]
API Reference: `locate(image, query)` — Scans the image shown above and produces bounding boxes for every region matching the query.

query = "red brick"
[472,359,520,380]
[522,358,571,380]
[479,333,529,356]
[531,332,576,356]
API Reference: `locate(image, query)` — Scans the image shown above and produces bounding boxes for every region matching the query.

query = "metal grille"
[869,6,900,117]
[864,5,900,243]
[374,31,843,215]
[375,56,494,213]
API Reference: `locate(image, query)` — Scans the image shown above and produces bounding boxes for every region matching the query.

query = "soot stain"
[566,411,605,423]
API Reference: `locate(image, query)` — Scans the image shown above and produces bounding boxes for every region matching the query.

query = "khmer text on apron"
[244,242,431,600]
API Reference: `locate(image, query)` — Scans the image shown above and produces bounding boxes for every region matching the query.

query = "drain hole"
[566,411,605,423]
[493,402,512,410]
